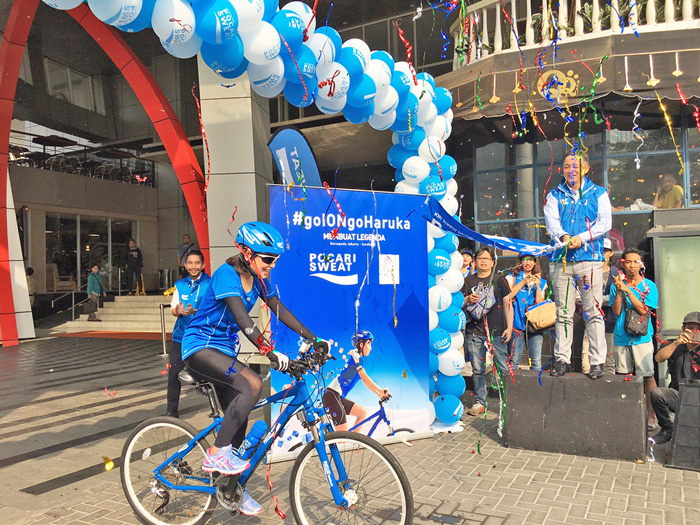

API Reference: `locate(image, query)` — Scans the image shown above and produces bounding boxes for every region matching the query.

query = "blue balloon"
[262,0,279,21]
[436,233,459,253]
[338,46,366,77]
[438,306,467,333]
[387,144,412,170]
[436,374,466,397]
[272,9,305,51]
[396,92,419,123]
[394,169,405,183]
[398,128,425,150]
[429,327,451,354]
[420,175,448,199]
[193,0,239,44]
[429,353,439,375]
[371,50,395,73]
[201,36,245,75]
[417,71,436,89]
[434,394,464,423]
[314,26,342,57]
[451,290,465,309]
[117,0,155,32]
[215,58,249,79]
[344,102,374,124]
[428,248,452,275]
[282,44,316,83]
[284,78,317,108]
[390,118,411,134]
[434,86,453,115]
[430,154,458,180]
[346,74,376,107]
[390,70,411,98]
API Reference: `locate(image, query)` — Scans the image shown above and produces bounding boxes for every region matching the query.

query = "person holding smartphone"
[650,312,700,444]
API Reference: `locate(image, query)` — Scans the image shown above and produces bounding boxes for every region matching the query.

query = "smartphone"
[690,330,700,344]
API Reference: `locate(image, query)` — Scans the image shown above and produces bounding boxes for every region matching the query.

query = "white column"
[541,0,550,41]
[592,0,601,32]
[469,14,476,63]
[495,6,503,52]
[611,0,621,31]
[629,0,639,29]
[509,0,518,48]
[559,0,568,38]
[482,8,490,57]
[665,0,675,23]
[647,0,657,25]
[196,57,274,270]
[525,0,535,45]
[574,0,584,35]
[682,0,693,21]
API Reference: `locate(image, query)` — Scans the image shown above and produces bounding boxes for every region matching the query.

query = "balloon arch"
[44,0,467,425]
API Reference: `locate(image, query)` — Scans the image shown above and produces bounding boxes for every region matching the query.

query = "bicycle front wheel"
[289,431,414,524]
[120,417,215,525]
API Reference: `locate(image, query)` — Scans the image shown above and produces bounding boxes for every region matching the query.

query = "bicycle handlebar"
[270,339,334,380]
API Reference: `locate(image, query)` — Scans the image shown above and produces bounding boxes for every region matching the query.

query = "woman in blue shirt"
[181,221,318,516]
[505,254,548,372]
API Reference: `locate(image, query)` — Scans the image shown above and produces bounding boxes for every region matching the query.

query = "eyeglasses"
[257,254,280,265]
[623,260,643,265]
[475,256,493,261]
[521,257,536,262]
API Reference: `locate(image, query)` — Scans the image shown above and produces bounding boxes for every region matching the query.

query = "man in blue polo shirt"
[544,152,612,379]
[166,250,210,417]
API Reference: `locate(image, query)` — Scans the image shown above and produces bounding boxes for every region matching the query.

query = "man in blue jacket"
[544,152,612,379]
[166,250,210,417]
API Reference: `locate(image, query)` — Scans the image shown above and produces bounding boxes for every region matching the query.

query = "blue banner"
[267,126,322,187]
[421,196,559,256]
[268,185,431,452]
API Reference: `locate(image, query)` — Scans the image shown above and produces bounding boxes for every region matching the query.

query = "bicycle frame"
[348,403,391,437]
[152,373,353,507]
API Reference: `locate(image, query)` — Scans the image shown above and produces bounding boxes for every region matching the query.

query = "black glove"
[313,339,330,356]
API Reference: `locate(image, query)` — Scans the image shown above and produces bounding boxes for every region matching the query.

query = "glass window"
[607,104,681,154]
[610,212,653,253]
[19,46,32,85]
[415,13,450,66]
[388,15,414,61]
[80,217,109,275]
[607,154,682,211]
[477,220,540,244]
[339,27,363,41]
[364,20,388,52]
[46,214,77,291]
[476,170,538,221]
[689,151,700,206]
[112,219,134,272]
[70,70,93,111]
[44,59,70,102]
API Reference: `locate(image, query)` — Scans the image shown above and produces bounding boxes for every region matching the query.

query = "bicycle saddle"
[178,369,201,385]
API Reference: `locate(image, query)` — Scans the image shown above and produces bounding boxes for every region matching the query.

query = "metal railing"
[50,267,122,321]
[451,0,700,68]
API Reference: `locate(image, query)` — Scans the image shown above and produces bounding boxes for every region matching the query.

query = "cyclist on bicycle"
[322,330,390,432]
[181,221,318,516]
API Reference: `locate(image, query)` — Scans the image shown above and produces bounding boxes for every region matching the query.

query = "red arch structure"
[0,1,210,345]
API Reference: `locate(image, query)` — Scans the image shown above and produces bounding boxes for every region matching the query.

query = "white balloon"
[427,222,447,239]
[427,234,435,252]
[429,309,439,331]
[436,267,465,294]
[417,102,438,128]
[439,193,459,216]
[248,57,285,90]
[450,250,462,270]
[429,285,453,313]
[401,156,430,184]
[391,132,400,145]
[438,348,465,376]
[240,21,281,64]
[368,111,396,131]
[446,178,458,197]
[151,0,195,43]
[443,108,454,123]
[365,59,392,92]
[418,137,446,163]
[44,0,83,10]
[426,116,452,141]
[89,0,143,27]
[373,86,399,116]
[285,1,316,34]
[394,61,416,84]
[317,62,350,100]
[316,94,347,115]
[251,76,286,97]
[341,38,370,73]
[306,34,335,78]
[450,330,465,352]
[394,180,420,195]
[230,0,265,31]
[161,33,202,58]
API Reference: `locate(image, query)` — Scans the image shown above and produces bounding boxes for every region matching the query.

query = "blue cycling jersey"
[181,263,276,360]
[171,273,210,343]
[328,349,365,398]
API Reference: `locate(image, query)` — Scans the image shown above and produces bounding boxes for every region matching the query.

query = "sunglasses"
[257,254,280,265]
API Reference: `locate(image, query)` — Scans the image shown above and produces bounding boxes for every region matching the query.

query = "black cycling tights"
[184,348,262,448]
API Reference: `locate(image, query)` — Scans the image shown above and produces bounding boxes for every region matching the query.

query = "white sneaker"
[466,403,484,416]
[239,490,263,516]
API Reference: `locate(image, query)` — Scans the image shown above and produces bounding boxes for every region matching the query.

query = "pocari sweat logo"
[309,253,358,286]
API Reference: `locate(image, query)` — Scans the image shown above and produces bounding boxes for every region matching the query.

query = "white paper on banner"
[378,254,399,285]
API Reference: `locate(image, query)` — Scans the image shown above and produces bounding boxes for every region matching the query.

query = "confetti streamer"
[105,387,117,398]
[606,0,626,33]
[654,90,684,176]
[676,83,700,136]
[475,73,483,110]
[280,35,309,102]
[628,0,640,36]
[632,100,645,169]
[394,20,417,85]
[103,456,114,471]
[538,357,551,386]
[322,181,346,238]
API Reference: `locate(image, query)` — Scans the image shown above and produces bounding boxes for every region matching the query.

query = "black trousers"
[166,342,184,414]
[125,267,143,292]
[650,387,678,432]
[185,348,262,448]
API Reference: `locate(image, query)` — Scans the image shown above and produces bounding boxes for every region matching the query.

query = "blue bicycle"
[120,340,414,525]
[349,394,415,439]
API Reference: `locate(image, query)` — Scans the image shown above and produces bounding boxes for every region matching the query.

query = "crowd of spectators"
[460,152,700,445]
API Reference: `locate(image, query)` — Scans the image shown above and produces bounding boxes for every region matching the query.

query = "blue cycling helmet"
[351,330,374,348]
[236,221,284,256]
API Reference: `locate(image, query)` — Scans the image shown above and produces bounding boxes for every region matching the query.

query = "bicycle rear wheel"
[120,417,215,525]
[289,431,414,524]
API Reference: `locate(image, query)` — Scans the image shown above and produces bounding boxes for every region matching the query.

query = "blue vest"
[510,272,548,331]
[172,273,210,343]
[549,178,607,262]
